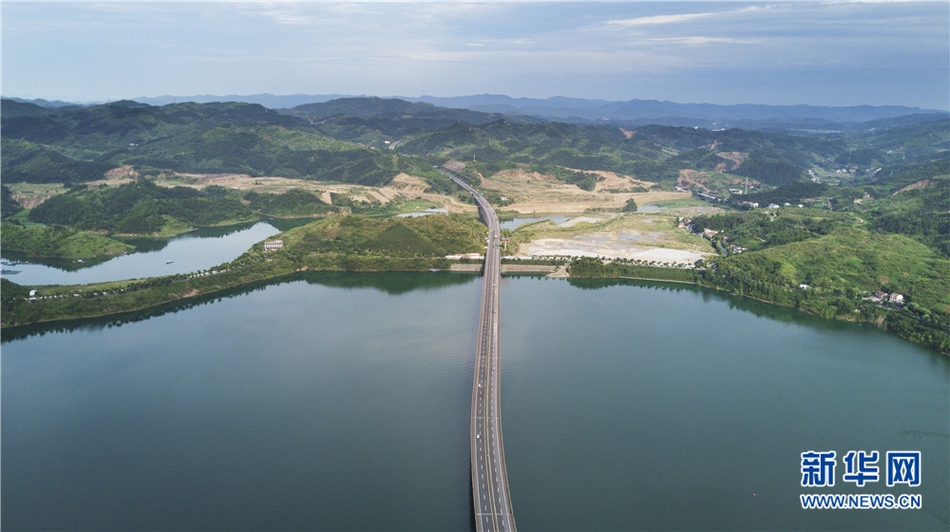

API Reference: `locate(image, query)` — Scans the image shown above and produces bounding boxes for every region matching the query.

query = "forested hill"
[397,118,947,188]
[2,96,949,350]
[0,99,429,186]
[403,94,948,128]
[2,97,948,229]
[283,97,540,143]
[3,97,947,192]
[283,98,946,191]
[109,93,946,129]
[1,99,302,146]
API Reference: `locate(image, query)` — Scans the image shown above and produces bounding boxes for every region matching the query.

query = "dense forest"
[5,98,946,194]
[28,181,256,234]
[0,99,437,187]
[1,222,134,260]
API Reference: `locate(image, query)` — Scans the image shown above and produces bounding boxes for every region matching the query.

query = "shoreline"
[3,261,947,356]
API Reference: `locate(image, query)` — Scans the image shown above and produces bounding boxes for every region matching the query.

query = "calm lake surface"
[3,273,948,531]
[0,222,280,286]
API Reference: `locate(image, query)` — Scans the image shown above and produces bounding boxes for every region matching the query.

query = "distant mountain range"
[403,95,948,129]
[8,94,946,131]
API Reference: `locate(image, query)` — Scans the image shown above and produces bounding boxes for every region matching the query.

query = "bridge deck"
[442,170,516,532]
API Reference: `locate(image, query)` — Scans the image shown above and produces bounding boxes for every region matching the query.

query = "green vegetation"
[288,97,526,147]
[1,138,115,184]
[622,198,638,212]
[569,223,950,353]
[3,97,948,353]
[1,99,438,187]
[1,185,23,218]
[1,222,134,260]
[736,182,828,207]
[279,214,485,258]
[651,198,707,209]
[731,152,803,185]
[565,155,950,353]
[862,173,950,256]
[690,210,842,251]
[540,166,601,191]
[28,181,256,235]
[243,188,336,217]
[569,257,699,283]
[1,214,487,328]
[704,227,950,352]
[1,259,300,329]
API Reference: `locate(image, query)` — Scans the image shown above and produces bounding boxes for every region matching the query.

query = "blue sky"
[3,1,948,109]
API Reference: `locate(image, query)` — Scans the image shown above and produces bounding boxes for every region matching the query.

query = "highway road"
[440,169,517,532]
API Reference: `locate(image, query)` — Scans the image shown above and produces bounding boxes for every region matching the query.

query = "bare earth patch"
[519,235,710,264]
[11,164,717,267]
[511,208,717,264]
[467,166,719,263]
[152,172,478,214]
[558,216,603,228]
[7,182,69,209]
[483,168,688,215]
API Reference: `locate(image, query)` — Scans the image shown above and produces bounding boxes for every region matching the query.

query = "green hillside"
[0,99,428,187]
[1,222,135,260]
[1,96,948,353]
[285,97,534,144]
[279,214,485,258]
[4,97,946,197]
[27,181,256,235]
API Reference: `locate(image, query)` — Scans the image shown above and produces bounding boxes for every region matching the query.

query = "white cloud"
[647,36,758,46]
[607,12,718,27]
[2,1,945,107]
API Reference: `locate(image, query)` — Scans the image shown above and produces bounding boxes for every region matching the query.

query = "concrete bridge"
[441,170,517,532]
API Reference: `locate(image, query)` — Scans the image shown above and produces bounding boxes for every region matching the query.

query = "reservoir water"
[2,273,948,531]
[0,221,280,286]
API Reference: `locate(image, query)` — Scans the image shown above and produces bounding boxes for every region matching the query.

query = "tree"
[622,198,638,212]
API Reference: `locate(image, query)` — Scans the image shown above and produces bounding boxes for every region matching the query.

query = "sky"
[2,1,948,109]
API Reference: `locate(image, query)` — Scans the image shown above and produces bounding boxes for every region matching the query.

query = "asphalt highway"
[441,170,517,532]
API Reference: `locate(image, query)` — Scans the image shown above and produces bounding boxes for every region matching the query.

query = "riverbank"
[7,273,945,532]
[3,256,947,356]
[2,257,570,331]
[3,249,947,356]
[566,257,950,356]
[449,263,563,275]
[0,251,460,330]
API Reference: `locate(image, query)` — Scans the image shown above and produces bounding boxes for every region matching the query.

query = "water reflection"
[565,277,883,332]
[1,222,280,285]
[1,271,479,343]
[3,274,947,531]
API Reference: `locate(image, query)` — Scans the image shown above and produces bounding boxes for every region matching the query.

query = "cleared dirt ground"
[155,172,479,213]
[482,168,687,215]
[11,166,722,264]
[512,211,718,264]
